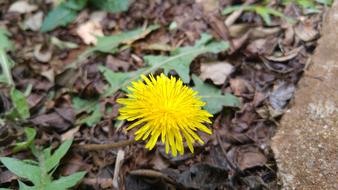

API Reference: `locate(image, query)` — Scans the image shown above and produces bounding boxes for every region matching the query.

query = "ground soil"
[272,1,338,189]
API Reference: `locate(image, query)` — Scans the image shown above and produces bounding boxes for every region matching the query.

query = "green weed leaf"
[0,29,14,51]
[223,5,294,25]
[10,88,30,119]
[89,0,129,13]
[44,171,86,190]
[93,25,160,53]
[192,75,240,114]
[41,0,87,32]
[144,33,229,83]
[101,33,229,98]
[45,140,73,172]
[12,127,37,153]
[0,157,40,185]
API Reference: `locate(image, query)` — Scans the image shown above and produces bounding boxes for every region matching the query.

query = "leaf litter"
[0,0,330,189]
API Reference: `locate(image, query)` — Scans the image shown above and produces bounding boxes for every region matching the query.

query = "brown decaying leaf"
[200,62,234,85]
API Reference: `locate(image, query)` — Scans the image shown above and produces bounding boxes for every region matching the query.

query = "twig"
[129,169,176,185]
[74,139,135,151]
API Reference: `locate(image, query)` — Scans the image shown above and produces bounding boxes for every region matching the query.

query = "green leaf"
[223,5,294,25]
[12,127,37,153]
[100,66,145,92]
[192,75,240,114]
[79,104,102,126]
[41,5,77,32]
[316,0,333,5]
[89,0,129,13]
[72,97,102,126]
[45,171,86,190]
[45,140,72,172]
[0,48,14,85]
[101,33,229,96]
[144,33,229,83]
[0,157,40,185]
[18,181,35,190]
[93,25,160,53]
[72,97,96,113]
[10,88,30,119]
[63,0,88,10]
[51,37,78,49]
[0,29,14,51]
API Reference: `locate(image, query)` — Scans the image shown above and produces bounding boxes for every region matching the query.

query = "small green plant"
[0,29,30,120]
[282,0,332,13]
[0,140,86,190]
[222,4,294,25]
[41,0,130,32]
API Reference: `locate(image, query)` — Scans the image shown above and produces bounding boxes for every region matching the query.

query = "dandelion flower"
[117,74,213,156]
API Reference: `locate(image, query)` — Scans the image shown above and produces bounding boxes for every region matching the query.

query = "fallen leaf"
[76,20,104,45]
[34,44,52,63]
[264,47,302,62]
[178,163,228,189]
[30,107,75,132]
[24,11,44,31]
[230,78,249,96]
[295,22,319,42]
[106,55,130,71]
[200,62,234,85]
[227,145,267,170]
[269,81,295,112]
[61,126,80,141]
[8,1,37,14]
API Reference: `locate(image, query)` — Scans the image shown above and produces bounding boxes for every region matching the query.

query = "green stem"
[0,48,14,86]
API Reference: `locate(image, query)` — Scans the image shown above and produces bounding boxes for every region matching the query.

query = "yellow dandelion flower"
[117,73,213,157]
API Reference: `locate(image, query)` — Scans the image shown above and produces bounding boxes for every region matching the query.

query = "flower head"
[117,74,212,156]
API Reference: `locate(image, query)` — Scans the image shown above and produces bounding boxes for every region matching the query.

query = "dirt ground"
[272,1,338,189]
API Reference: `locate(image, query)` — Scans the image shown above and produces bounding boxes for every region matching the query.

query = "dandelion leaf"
[192,75,240,114]
[144,33,229,83]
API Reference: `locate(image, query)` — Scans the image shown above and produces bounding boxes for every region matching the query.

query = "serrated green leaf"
[45,140,72,172]
[89,0,129,13]
[0,29,14,51]
[18,181,35,190]
[100,66,146,95]
[72,97,96,113]
[101,33,229,96]
[10,88,30,119]
[0,157,40,185]
[79,104,102,126]
[93,25,160,53]
[144,33,229,82]
[45,171,86,190]
[12,127,37,153]
[192,75,240,114]
[41,4,77,32]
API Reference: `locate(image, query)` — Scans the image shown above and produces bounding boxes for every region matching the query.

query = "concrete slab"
[271,1,338,190]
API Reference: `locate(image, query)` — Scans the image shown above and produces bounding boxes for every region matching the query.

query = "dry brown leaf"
[8,1,37,14]
[24,11,44,31]
[200,62,234,85]
[76,20,104,45]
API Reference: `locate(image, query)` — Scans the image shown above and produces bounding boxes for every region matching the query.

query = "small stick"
[74,139,135,151]
[129,169,176,185]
